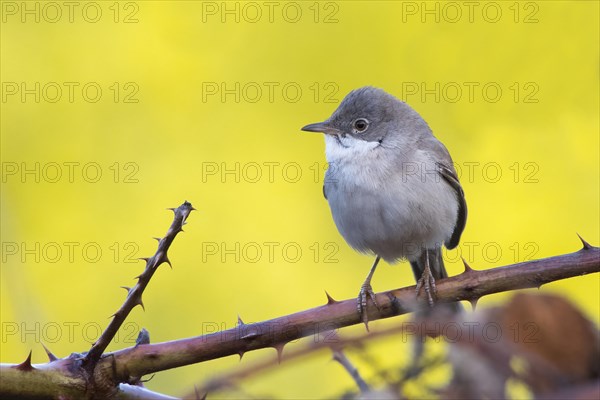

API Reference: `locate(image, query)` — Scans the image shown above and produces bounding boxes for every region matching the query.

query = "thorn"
[120,286,131,293]
[536,283,543,290]
[162,256,172,269]
[462,258,475,273]
[576,233,593,250]
[469,298,478,311]
[167,207,176,212]
[274,344,285,364]
[15,351,34,371]
[138,257,150,263]
[238,350,244,361]
[363,320,370,332]
[237,315,245,326]
[190,206,197,211]
[152,237,161,242]
[325,291,338,305]
[41,343,57,362]
[136,298,145,311]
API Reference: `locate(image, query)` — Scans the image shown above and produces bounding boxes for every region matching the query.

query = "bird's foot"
[415,263,437,307]
[357,282,380,328]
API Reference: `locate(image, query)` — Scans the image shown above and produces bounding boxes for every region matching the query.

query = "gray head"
[301,86,430,145]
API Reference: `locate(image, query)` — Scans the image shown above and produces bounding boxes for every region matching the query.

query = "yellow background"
[1,1,598,398]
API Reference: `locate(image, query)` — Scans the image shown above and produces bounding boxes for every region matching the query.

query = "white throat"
[324,135,380,164]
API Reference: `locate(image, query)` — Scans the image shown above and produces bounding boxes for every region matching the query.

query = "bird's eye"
[353,118,369,133]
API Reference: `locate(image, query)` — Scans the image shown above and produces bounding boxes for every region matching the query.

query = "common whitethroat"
[301,86,467,324]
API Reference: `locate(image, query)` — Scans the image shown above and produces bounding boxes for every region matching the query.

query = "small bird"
[301,87,467,324]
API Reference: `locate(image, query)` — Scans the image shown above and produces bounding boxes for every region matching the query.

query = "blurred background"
[1,1,598,398]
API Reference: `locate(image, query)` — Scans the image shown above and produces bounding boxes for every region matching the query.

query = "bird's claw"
[357,283,380,328]
[415,265,437,307]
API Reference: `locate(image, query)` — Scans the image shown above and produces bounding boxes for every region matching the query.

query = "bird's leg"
[415,250,436,307]
[357,256,381,328]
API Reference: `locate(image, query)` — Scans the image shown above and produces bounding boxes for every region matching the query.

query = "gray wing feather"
[437,163,467,249]
[418,135,467,249]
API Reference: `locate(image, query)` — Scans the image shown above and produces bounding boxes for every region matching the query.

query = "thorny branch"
[105,237,599,380]
[0,208,598,400]
[1,201,196,400]
[83,201,195,371]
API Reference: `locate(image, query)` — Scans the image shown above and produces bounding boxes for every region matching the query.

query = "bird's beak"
[301,121,339,136]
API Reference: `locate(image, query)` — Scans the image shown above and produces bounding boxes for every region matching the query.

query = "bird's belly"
[326,170,457,262]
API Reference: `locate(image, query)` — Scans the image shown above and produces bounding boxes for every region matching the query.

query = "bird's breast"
[323,149,458,262]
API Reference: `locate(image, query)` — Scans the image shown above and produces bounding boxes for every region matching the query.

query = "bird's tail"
[410,247,463,313]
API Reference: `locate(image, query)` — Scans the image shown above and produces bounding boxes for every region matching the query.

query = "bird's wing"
[437,162,467,249]
[419,135,467,249]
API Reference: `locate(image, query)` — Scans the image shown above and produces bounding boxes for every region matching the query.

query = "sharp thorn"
[190,206,197,211]
[325,291,338,305]
[274,344,285,364]
[15,350,34,371]
[237,315,245,326]
[41,343,57,362]
[138,257,150,263]
[469,298,478,311]
[163,256,172,268]
[238,351,244,361]
[576,233,593,250]
[120,286,131,293]
[167,207,176,212]
[152,237,161,242]
[461,258,475,273]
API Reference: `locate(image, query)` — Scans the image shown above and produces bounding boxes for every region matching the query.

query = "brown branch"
[189,329,375,398]
[190,323,404,396]
[1,236,597,399]
[83,201,194,367]
[83,201,194,371]
[0,202,195,400]
[105,239,599,382]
